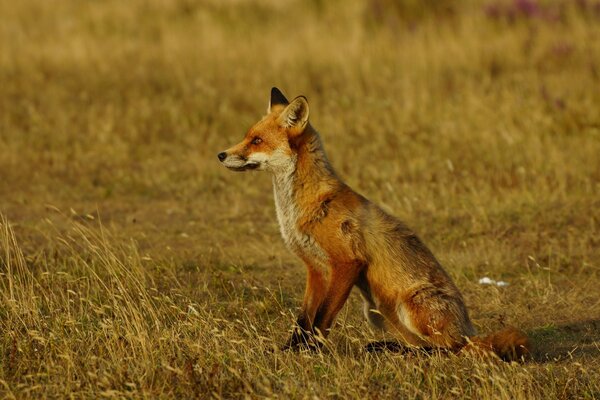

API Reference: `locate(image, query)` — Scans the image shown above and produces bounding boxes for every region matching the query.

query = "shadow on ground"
[529,319,600,362]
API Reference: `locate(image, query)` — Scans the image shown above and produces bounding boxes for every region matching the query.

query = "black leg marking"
[365,340,435,355]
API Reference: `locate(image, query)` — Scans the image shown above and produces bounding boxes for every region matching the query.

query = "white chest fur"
[272,166,328,267]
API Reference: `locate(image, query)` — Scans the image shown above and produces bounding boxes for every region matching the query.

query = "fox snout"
[217,149,261,171]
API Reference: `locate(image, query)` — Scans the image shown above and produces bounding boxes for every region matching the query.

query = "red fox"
[218,88,530,361]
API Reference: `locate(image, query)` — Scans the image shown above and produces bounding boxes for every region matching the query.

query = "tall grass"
[1,214,598,397]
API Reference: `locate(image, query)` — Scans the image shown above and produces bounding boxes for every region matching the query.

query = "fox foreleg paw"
[281,326,323,352]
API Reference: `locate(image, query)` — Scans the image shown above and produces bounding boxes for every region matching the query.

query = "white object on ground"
[478,276,510,287]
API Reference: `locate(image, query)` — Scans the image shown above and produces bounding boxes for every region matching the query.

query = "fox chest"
[273,178,328,266]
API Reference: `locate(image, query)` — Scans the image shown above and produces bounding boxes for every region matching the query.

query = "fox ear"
[268,87,289,112]
[278,96,309,132]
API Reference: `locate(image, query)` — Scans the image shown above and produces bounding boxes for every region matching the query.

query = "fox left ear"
[278,96,309,133]
[268,87,289,112]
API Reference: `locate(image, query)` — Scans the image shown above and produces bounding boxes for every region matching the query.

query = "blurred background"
[1,0,598,260]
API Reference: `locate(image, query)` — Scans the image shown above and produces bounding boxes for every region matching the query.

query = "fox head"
[218,87,309,173]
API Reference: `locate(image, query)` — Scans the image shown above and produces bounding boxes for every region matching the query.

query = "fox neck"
[272,125,338,198]
[272,126,339,248]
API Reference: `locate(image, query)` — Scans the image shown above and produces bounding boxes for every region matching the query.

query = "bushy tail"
[463,326,531,362]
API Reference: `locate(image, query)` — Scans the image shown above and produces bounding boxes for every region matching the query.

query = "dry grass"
[1,0,600,398]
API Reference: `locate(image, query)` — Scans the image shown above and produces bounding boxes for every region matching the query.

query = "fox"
[217,87,530,361]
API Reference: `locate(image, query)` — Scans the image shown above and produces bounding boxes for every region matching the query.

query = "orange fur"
[218,87,530,361]
[463,326,531,362]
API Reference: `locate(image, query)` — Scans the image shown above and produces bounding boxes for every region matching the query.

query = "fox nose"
[217,152,227,162]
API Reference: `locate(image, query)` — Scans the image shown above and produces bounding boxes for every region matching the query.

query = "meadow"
[1,0,599,398]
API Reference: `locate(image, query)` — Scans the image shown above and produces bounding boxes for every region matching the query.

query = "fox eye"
[251,137,263,145]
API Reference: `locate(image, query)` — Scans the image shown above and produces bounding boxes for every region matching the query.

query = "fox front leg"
[283,262,361,351]
[282,265,328,351]
[311,264,360,338]
[282,314,322,351]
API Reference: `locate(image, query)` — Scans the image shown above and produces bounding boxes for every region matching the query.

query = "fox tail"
[462,326,531,362]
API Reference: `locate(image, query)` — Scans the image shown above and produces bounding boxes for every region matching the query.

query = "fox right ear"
[278,96,309,133]
[268,87,289,112]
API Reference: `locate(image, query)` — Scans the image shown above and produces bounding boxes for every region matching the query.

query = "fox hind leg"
[361,295,387,331]
[364,303,387,331]
[362,305,428,353]
[358,284,424,352]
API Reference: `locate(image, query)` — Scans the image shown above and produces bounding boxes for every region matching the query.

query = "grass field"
[1,0,600,398]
